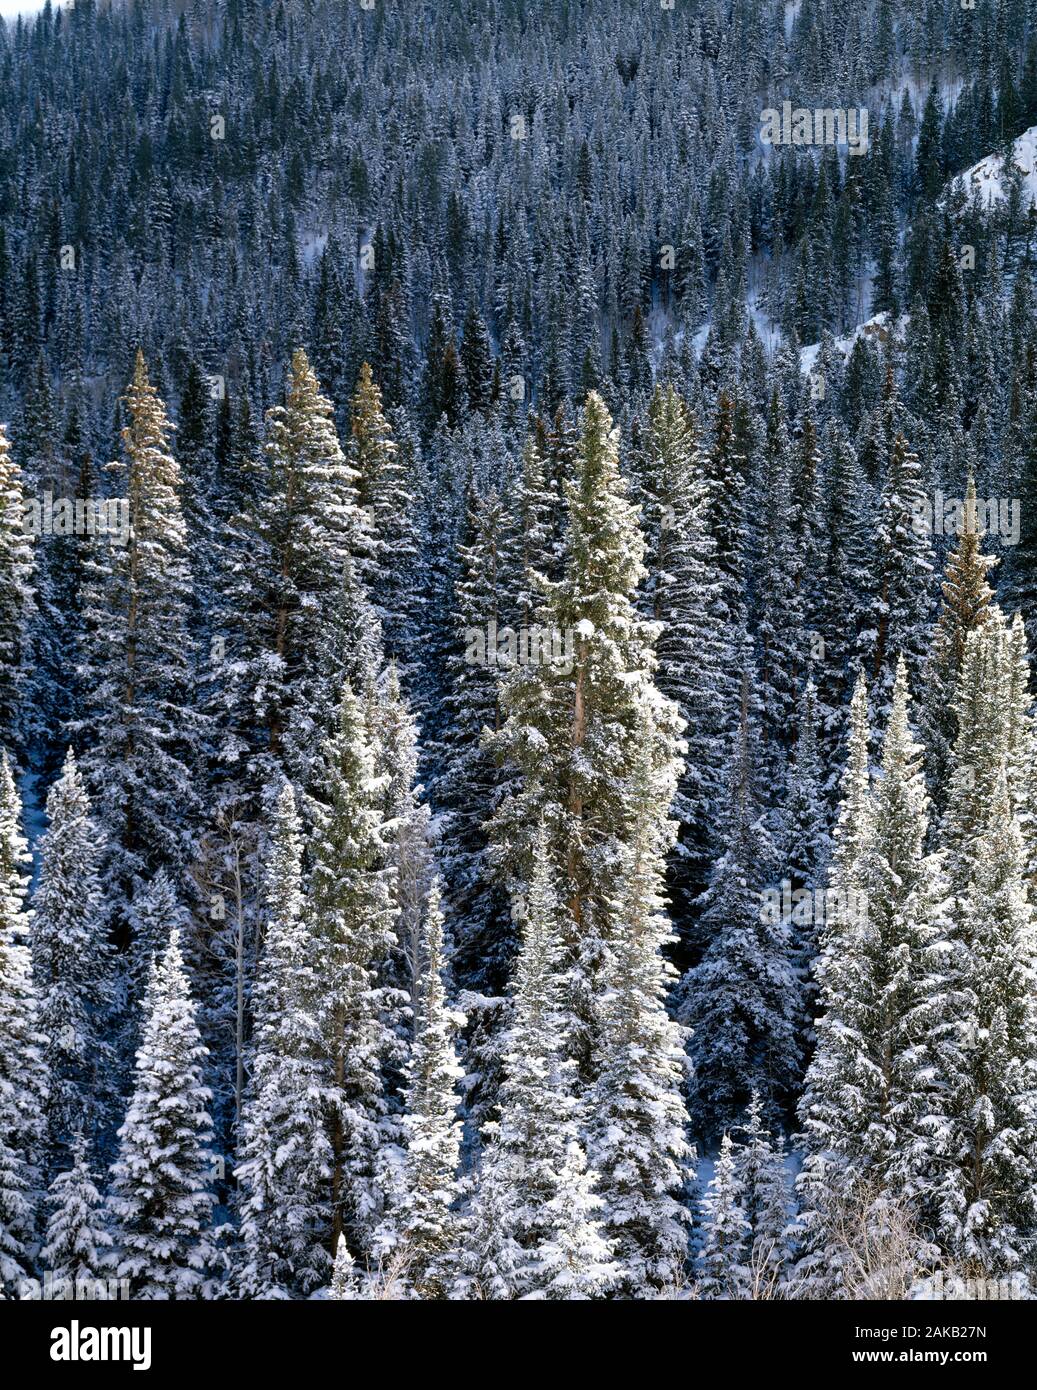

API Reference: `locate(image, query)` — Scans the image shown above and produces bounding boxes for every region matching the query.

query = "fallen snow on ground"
[950,124,1037,209]
[799,310,907,374]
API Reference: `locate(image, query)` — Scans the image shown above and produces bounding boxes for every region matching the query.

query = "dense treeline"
[1,0,1037,1299]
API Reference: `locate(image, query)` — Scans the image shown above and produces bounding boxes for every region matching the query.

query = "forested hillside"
[2,0,1037,1302]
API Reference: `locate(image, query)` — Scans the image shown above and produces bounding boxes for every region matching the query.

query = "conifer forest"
[6,0,1037,1316]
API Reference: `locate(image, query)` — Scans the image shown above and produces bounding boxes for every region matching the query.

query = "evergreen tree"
[436,486,518,994]
[31,749,114,1157]
[796,663,945,1295]
[590,761,692,1297]
[460,834,615,1300]
[922,617,1037,1277]
[0,424,36,758]
[75,352,201,899]
[108,929,217,1300]
[329,1233,360,1300]
[681,675,801,1139]
[236,783,331,1299]
[637,384,727,925]
[489,392,683,1081]
[256,349,369,784]
[918,475,996,814]
[0,752,48,1294]
[40,1135,114,1292]
[393,882,464,1299]
[348,363,422,670]
[869,431,934,705]
[734,1092,793,1295]
[308,682,402,1259]
[927,777,1037,1280]
[697,1134,751,1300]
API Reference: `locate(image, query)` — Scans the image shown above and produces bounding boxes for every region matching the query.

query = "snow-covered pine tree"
[733,1092,794,1296]
[40,1135,113,1292]
[255,349,369,787]
[697,1134,751,1300]
[917,474,996,816]
[108,929,217,1299]
[941,608,1031,897]
[74,351,201,901]
[308,681,403,1259]
[796,662,944,1295]
[371,665,432,1012]
[0,751,48,1295]
[869,431,934,708]
[488,390,683,1082]
[435,485,519,995]
[920,613,1037,1278]
[816,421,873,756]
[794,673,877,1296]
[348,363,423,675]
[125,867,183,1011]
[392,881,464,1298]
[235,782,332,1299]
[329,1234,360,1300]
[0,425,36,760]
[637,383,727,928]
[755,391,803,774]
[681,671,801,1139]
[925,773,1037,1282]
[459,832,615,1300]
[590,756,691,1297]
[781,679,831,1059]
[782,681,830,894]
[30,749,114,1158]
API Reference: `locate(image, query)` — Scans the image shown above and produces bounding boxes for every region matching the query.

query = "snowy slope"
[949,124,1037,209]
[799,310,907,375]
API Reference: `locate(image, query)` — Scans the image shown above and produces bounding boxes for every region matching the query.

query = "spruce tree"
[308,682,402,1259]
[75,351,201,898]
[40,1135,114,1292]
[796,664,945,1295]
[31,749,114,1156]
[918,474,996,814]
[637,384,727,925]
[734,1092,793,1295]
[256,349,369,785]
[235,783,331,1299]
[393,881,464,1299]
[330,1234,361,1300]
[928,778,1037,1280]
[681,676,801,1139]
[436,486,518,994]
[348,363,422,672]
[460,835,615,1300]
[108,929,217,1299]
[489,391,683,1081]
[697,1134,751,1300]
[0,752,48,1294]
[590,761,692,1297]
[0,425,35,759]
[869,431,934,706]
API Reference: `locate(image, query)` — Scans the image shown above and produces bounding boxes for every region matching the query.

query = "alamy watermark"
[911,1269,1028,1301]
[760,102,869,155]
[20,1271,131,1301]
[21,492,130,547]
[760,879,869,928]
[465,620,575,675]
[911,491,1020,546]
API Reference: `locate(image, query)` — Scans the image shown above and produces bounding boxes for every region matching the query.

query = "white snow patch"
[799,310,908,374]
[949,125,1037,210]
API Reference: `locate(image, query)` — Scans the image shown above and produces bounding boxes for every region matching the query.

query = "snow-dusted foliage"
[1,0,1037,1305]
[108,931,216,1299]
